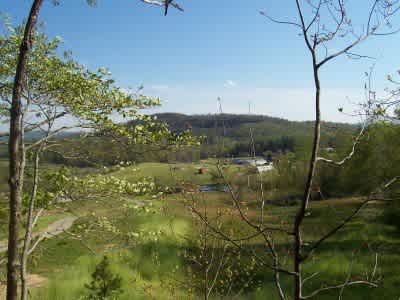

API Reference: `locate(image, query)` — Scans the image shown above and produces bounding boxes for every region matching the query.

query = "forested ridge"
[2,113,357,166]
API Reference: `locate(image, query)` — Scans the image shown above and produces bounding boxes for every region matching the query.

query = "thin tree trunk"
[203,204,208,300]
[20,147,41,300]
[7,1,44,299]
[293,54,321,300]
[274,262,286,300]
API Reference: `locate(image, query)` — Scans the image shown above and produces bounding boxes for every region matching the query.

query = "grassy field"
[25,195,400,300]
[1,162,399,299]
[111,161,249,186]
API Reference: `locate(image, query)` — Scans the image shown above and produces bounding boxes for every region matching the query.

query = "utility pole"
[217,97,223,115]
[217,97,226,156]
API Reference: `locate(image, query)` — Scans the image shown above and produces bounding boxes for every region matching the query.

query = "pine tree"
[85,256,123,300]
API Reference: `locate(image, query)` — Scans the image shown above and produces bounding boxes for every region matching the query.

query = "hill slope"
[153,113,357,157]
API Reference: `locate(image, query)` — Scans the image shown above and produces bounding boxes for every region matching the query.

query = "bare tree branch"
[0,111,67,138]
[302,176,399,262]
[141,0,183,15]
[302,280,377,299]
[259,11,302,29]
[188,203,296,276]
[317,124,366,166]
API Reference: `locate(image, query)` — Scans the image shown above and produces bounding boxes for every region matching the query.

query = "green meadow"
[0,162,394,300]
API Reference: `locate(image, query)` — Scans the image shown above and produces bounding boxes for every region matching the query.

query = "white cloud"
[223,80,238,88]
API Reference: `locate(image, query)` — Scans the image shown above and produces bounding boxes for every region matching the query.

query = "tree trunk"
[7,1,43,299]
[293,54,321,300]
[20,147,41,300]
[203,206,208,300]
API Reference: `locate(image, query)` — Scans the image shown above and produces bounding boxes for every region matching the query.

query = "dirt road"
[0,216,78,253]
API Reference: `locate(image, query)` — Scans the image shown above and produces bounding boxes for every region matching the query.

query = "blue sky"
[1,0,399,122]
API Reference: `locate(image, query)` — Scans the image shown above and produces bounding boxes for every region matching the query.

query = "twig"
[317,124,367,166]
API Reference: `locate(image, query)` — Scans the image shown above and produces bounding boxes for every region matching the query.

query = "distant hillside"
[0,113,357,165]
[153,113,269,131]
[152,113,358,158]
[153,113,356,140]
[153,113,355,136]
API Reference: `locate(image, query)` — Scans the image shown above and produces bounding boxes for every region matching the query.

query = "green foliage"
[84,256,123,300]
[41,166,159,202]
[319,123,400,197]
[77,174,157,196]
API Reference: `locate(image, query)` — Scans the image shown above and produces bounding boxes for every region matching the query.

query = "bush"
[384,185,400,232]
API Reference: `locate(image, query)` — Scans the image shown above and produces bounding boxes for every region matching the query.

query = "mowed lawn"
[112,161,247,187]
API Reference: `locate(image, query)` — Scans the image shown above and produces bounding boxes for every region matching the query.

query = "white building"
[232,158,274,172]
[257,163,274,173]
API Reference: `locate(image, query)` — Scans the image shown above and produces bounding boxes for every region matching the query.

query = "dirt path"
[0,273,47,299]
[0,217,77,298]
[0,216,78,253]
